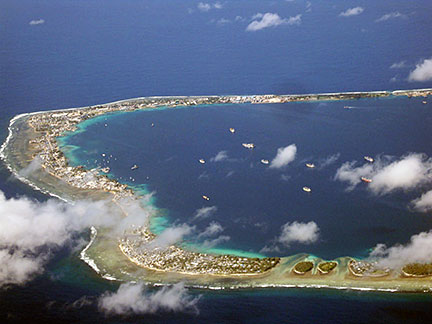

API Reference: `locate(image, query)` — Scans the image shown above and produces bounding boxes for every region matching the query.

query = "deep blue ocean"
[1,0,432,323]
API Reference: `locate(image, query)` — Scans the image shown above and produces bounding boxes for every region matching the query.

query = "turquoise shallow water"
[59,97,432,260]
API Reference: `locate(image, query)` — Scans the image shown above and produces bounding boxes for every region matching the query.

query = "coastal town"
[18,88,432,277]
[120,226,279,275]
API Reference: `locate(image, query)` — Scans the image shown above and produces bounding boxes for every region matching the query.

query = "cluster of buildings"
[120,226,280,275]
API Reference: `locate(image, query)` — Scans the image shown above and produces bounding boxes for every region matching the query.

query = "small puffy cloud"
[29,19,45,25]
[193,206,217,220]
[370,231,432,269]
[269,144,297,169]
[261,220,320,252]
[339,7,364,17]
[201,235,230,248]
[370,154,432,194]
[197,222,224,238]
[335,153,432,194]
[317,153,340,169]
[213,2,222,9]
[412,190,432,212]
[210,150,229,162]
[246,13,301,31]
[408,58,432,82]
[390,61,407,69]
[147,224,194,249]
[197,2,222,12]
[375,12,406,23]
[98,282,199,315]
[18,156,42,177]
[217,18,231,25]
[278,221,320,246]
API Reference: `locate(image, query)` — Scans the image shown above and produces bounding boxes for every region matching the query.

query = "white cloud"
[269,144,297,169]
[29,19,45,25]
[197,2,222,12]
[317,153,340,169]
[412,190,432,212]
[339,7,364,17]
[375,12,406,23]
[217,18,231,25]
[147,224,194,249]
[408,58,432,82]
[201,235,230,248]
[210,150,229,162]
[193,206,217,220]
[18,156,42,177]
[0,191,149,287]
[287,14,302,25]
[197,2,211,11]
[390,61,407,69]
[98,282,199,315]
[335,153,432,194]
[197,221,224,238]
[213,2,222,9]
[246,13,301,32]
[370,230,432,269]
[278,221,320,246]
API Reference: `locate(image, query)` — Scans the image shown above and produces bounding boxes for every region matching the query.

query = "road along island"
[2,88,432,290]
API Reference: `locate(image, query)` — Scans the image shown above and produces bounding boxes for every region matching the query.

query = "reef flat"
[2,88,432,291]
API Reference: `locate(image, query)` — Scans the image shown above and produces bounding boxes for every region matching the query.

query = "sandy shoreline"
[2,89,432,291]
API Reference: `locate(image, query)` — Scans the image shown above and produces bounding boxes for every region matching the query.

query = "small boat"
[229,128,235,133]
[242,143,255,149]
[101,167,110,173]
[364,156,374,163]
[202,195,210,201]
[423,101,427,104]
[199,159,206,164]
[306,163,315,168]
[361,177,372,183]
[151,122,155,127]
[131,164,139,170]
[344,106,352,109]
[261,159,269,165]
[303,186,312,193]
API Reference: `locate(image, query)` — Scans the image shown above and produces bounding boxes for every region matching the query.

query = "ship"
[361,177,372,183]
[199,159,206,164]
[306,163,315,168]
[202,195,210,201]
[229,128,235,133]
[242,143,255,149]
[303,186,312,192]
[261,159,269,165]
[364,156,374,163]
[101,167,110,173]
[131,164,139,170]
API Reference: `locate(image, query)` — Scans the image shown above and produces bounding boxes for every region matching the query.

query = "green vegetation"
[402,263,432,276]
[294,261,314,274]
[318,261,337,273]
